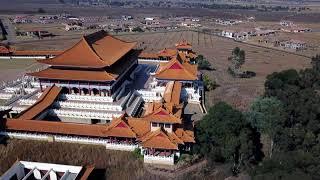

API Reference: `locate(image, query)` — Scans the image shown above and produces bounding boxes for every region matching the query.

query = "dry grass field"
[11,31,311,110]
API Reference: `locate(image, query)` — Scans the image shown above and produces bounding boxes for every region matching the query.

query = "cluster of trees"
[193,102,261,174]
[194,55,320,179]
[252,55,320,179]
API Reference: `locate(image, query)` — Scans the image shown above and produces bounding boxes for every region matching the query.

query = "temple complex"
[138,40,197,62]
[0,30,203,165]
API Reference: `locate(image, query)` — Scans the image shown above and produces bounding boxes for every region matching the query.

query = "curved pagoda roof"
[38,30,137,68]
[175,40,192,50]
[28,68,117,82]
[155,55,198,81]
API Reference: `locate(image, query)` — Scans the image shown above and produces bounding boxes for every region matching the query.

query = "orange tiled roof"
[155,57,198,81]
[163,81,181,106]
[79,165,95,180]
[104,115,137,138]
[187,52,197,59]
[142,105,182,124]
[28,68,117,82]
[138,52,160,59]
[140,129,180,150]
[0,45,13,54]
[175,40,192,50]
[157,48,177,58]
[175,128,195,143]
[38,30,136,68]
[17,85,61,120]
[5,119,112,137]
[127,117,150,137]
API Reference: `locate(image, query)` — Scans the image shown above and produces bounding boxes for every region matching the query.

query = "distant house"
[221,30,253,41]
[180,22,201,28]
[254,29,276,37]
[16,30,53,38]
[279,40,307,51]
[13,16,32,24]
[63,22,83,31]
[281,27,311,33]
[280,20,294,27]
[191,18,200,22]
[221,30,236,38]
[215,19,241,26]
[145,17,155,21]
[122,15,133,21]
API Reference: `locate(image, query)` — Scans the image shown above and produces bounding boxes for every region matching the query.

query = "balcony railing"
[105,143,138,151]
[52,109,122,120]
[144,154,175,165]
[61,94,114,103]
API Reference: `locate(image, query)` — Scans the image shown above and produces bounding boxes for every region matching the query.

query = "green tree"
[246,97,285,158]
[229,47,246,75]
[194,102,257,173]
[203,74,216,91]
[253,54,320,179]
[196,55,211,70]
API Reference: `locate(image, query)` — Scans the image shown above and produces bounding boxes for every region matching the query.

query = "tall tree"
[246,97,285,158]
[229,47,246,75]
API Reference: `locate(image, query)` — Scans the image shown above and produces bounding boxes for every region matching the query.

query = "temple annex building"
[0,30,204,165]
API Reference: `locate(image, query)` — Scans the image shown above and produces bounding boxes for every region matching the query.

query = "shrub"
[37,8,46,14]
[132,148,143,160]
[196,55,212,70]
[203,74,216,91]
[132,26,144,32]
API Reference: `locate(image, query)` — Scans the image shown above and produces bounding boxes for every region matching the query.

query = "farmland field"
[12,31,311,110]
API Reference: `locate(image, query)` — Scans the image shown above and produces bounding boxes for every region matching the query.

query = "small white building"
[280,40,307,51]
[63,23,82,31]
[280,20,294,27]
[221,30,236,38]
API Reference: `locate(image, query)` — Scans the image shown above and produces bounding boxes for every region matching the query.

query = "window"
[159,123,164,128]
[165,124,171,128]
[152,122,157,127]
[91,119,101,124]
